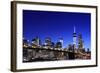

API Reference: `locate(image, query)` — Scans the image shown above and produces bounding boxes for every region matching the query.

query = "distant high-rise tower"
[59,38,63,48]
[73,26,77,49]
[31,36,41,46]
[44,37,52,46]
[77,34,85,53]
[78,34,84,49]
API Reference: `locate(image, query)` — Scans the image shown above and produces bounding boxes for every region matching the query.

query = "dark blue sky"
[23,10,91,50]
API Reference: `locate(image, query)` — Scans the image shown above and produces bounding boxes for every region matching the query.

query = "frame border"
[11,1,98,72]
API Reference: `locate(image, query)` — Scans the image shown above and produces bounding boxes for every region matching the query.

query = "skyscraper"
[23,38,30,48]
[55,42,62,48]
[59,38,63,48]
[44,37,52,47]
[31,36,41,47]
[78,34,84,49]
[73,26,77,49]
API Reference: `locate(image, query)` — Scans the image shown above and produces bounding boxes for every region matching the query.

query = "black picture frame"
[11,1,98,72]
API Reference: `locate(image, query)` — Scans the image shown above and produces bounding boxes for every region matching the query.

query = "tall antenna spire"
[74,26,76,33]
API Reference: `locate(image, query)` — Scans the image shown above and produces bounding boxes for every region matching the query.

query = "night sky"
[23,10,91,50]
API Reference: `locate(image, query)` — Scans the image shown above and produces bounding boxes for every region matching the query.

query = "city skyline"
[23,10,91,50]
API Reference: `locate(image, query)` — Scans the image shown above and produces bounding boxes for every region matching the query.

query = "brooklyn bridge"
[23,27,91,62]
[23,46,91,62]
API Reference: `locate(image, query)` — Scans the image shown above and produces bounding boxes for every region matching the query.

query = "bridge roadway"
[23,46,90,62]
[23,46,77,62]
[23,46,76,53]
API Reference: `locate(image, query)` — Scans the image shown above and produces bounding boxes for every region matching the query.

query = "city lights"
[23,27,91,62]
